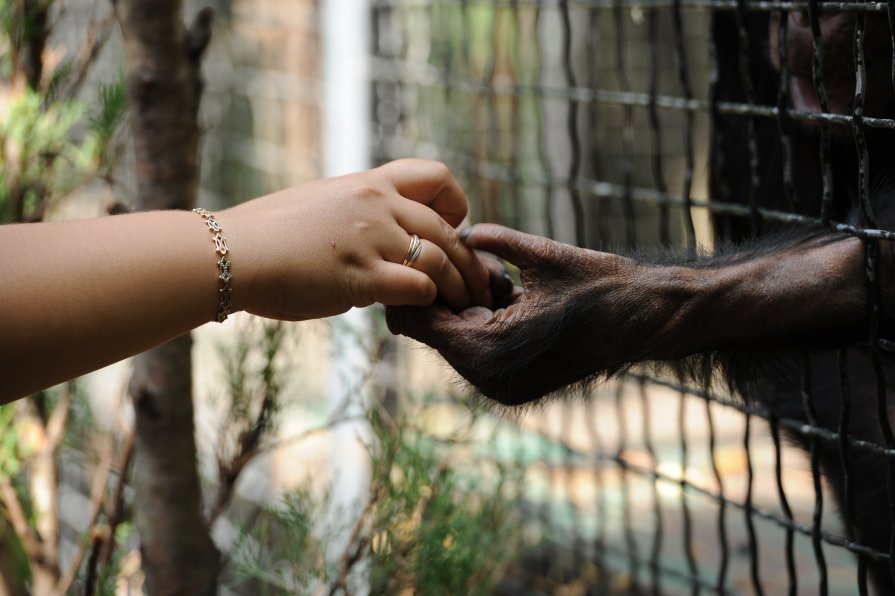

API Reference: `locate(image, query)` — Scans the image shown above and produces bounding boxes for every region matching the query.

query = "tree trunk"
[18,398,61,595]
[117,2,218,594]
[22,0,49,91]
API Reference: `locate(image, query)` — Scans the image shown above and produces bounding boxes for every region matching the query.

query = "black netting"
[371,1,895,593]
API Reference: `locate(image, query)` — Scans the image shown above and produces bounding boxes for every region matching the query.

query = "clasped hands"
[226,158,673,406]
[386,223,677,405]
[3,158,842,404]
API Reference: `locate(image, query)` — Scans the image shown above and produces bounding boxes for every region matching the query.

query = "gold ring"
[402,234,423,267]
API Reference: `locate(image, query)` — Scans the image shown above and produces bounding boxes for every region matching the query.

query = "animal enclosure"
[371,0,895,593]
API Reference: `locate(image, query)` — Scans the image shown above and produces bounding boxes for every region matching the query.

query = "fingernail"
[459,226,474,242]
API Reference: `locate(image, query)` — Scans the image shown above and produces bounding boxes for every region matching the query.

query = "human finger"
[392,200,490,307]
[460,223,567,269]
[405,238,472,312]
[376,159,468,227]
[370,261,437,306]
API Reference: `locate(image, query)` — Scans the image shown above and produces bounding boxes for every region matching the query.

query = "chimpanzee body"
[711,9,895,593]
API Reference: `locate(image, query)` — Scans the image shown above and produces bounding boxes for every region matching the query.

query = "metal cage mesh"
[370,1,895,593]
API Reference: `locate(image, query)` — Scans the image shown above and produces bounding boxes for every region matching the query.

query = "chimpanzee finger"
[385,304,459,344]
[480,257,516,309]
[460,223,568,270]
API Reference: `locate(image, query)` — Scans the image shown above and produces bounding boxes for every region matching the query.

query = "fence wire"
[371,1,895,593]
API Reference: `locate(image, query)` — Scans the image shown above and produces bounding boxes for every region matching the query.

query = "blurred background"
[0,0,862,594]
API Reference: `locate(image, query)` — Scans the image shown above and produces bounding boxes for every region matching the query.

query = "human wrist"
[191,207,236,322]
[214,205,261,315]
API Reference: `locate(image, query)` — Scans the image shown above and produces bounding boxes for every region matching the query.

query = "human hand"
[223,159,491,320]
[386,224,696,405]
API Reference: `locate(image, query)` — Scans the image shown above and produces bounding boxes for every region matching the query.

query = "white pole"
[324,0,370,178]
[322,0,371,592]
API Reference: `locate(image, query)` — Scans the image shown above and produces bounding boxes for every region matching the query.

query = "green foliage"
[0,88,85,219]
[0,404,20,477]
[0,516,29,593]
[0,2,14,79]
[83,522,132,596]
[0,403,34,589]
[367,409,521,595]
[226,311,523,593]
[0,5,129,593]
[0,79,127,223]
[229,490,334,593]
[43,58,74,105]
[218,319,288,454]
[89,77,126,156]
[0,0,52,81]
[0,383,87,476]
[230,401,523,595]
[0,68,126,223]
[55,383,95,451]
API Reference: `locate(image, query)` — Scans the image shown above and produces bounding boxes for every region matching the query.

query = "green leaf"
[89,76,126,148]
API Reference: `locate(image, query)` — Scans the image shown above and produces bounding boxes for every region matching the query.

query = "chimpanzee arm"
[386,223,880,405]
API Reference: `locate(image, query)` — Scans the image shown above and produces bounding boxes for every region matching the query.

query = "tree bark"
[117,2,218,594]
[22,0,49,90]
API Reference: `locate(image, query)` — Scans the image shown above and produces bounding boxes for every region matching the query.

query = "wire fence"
[371,0,895,593]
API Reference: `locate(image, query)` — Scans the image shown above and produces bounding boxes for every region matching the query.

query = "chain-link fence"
[371,1,895,593]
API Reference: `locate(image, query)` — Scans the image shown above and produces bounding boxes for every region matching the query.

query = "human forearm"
[0,159,491,403]
[1,210,220,402]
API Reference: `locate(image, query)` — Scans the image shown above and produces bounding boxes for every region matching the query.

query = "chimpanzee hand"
[388,223,871,406]
[386,224,700,405]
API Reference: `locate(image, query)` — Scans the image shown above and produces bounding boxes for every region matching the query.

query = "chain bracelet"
[192,207,233,323]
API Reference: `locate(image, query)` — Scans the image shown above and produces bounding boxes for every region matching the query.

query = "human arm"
[386,224,872,405]
[0,159,489,403]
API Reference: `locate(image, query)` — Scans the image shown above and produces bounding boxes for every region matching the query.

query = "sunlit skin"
[0,159,490,403]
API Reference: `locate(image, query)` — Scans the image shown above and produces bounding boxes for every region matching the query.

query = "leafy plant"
[0,404,20,477]
[229,396,523,595]
[229,489,335,593]
[367,408,522,595]
[209,319,292,524]
[0,74,126,223]
[0,6,131,594]
[0,88,85,219]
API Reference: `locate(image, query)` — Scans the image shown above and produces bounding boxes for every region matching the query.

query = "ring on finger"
[402,234,423,267]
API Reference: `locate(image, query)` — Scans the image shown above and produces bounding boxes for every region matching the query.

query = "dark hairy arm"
[386,223,872,405]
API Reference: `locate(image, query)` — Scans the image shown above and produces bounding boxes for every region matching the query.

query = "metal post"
[323,0,372,591]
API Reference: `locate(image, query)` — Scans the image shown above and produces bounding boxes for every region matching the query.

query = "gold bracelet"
[192,207,233,323]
